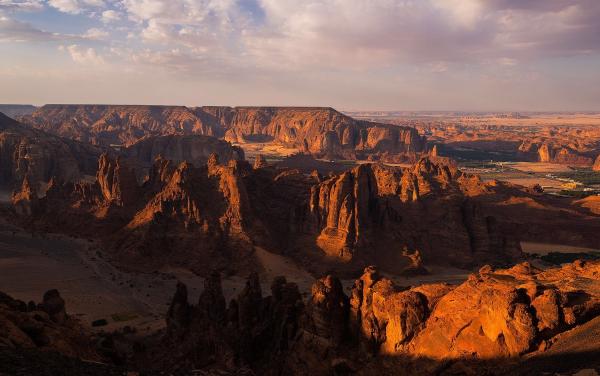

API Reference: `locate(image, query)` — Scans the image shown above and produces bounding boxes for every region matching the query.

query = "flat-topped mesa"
[307,157,517,267]
[21,104,221,146]
[21,105,427,160]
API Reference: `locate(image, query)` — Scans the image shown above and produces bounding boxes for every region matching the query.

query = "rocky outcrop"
[538,144,552,163]
[253,154,268,169]
[309,163,378,260]
[12,176,39,216]
[154,261,600,375]
[21,105,220,146]
[0,112,101,192]
[411,261,600,359]
[0,290,99,360]
[122,134,244,171]
[22,105,427,160]
[159,272,303,372]
[537,143,593,165]
[0,105,36,118]
[96,153,139,206]
[306,157,520,268]
[594,155,600,171]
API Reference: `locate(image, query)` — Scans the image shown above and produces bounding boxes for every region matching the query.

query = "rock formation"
[0,105,36,118]
[0,289,99,360]
[152,260,600,375]
[121,134,244,172]
[96,153,139,206]
[594,155,600,171]
[305,157,521,268]
[253,154,268,169]
[21,105,427,161]
[0,112,101,192]
[14,152,256,273]
[157,271,303,372]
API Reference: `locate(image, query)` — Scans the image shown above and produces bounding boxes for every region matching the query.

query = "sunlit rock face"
[21,105,427,160]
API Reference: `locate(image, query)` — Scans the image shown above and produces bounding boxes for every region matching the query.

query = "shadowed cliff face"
[303,158,522,269]
[149,260,600,375]
[8,155,534,274]
[0,112,101,193]
[10,152,600,275]
[21,105,427,160]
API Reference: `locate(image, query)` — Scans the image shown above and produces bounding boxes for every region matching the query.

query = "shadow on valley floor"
[1,346,599,375]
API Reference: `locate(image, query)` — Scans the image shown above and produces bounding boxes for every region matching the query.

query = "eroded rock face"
[159,272,303,372]
[306,157,520,268]
[12,176,39,216]
[411,261,600,359]
[22,152,256,273]
[122,134,244,172]
[21,105,427,160]
[156,261,600,375]
[594,155,600,171]
[305,275,348,345]
[21,105,220,146]
[96,154,139,206]
[0,112,100,192]
[0,289,99,360]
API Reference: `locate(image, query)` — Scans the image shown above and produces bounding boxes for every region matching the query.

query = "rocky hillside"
[0,105,36,119]
[12,153,533,274]
[149,260,600,375]
[121,134,245,173]
[0,289,99,360]
[0,112,101,193]
[21,105,427,160]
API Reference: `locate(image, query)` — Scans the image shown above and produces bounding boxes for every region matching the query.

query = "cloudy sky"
[0,0,599,110]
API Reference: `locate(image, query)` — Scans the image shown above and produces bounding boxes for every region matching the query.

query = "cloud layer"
[0,0,599,109]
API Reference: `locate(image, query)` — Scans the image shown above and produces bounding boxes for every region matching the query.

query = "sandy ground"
[509,162,574,173]
[521,241,600,255]
[0,219,182,333]
[0,215,322,334]
[233,142,298,161]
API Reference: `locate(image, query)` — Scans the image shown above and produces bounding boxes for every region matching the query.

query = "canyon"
[1,107,599,375]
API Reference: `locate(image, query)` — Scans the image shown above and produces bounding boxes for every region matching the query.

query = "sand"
[509,162,574,173]
[521,241,600,255]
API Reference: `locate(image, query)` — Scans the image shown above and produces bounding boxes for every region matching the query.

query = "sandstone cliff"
[21,105,220,146]
[21,105,427,160]
[121,134,244,173]
[152,260,600,375]
[0,112,101,193]
[305,157,521,268]
[15,152,256,273]
[594,154,600,171]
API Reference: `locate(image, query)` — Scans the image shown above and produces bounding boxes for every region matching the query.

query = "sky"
[0,0,599,111]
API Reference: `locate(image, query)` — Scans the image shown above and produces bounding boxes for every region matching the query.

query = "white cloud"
[63,44,105,65]
[0,13,60,41]
[83,27,108,39]
[47,0,105,15]
[101,9,120,23]
[0,0,44,12]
